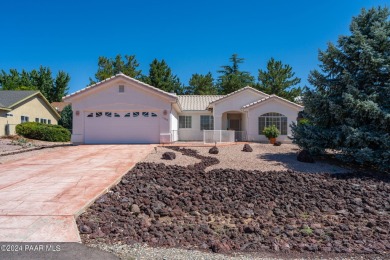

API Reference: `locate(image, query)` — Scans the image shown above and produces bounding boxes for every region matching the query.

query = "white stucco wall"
[212,89,267,130]
[170,108,179,141]
[245,99,303,143]
[178,111,213,141]
[67,78,174,144]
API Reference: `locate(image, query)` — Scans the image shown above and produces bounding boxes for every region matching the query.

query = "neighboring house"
[0,91,60,136]
[51,101,71,113]
[63,73,303,144]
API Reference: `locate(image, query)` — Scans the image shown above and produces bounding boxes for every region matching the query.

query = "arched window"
[258,112,287,135]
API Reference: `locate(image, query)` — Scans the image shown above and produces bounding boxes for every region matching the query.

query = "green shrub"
[16,122,70,142]
[263,125,280,139]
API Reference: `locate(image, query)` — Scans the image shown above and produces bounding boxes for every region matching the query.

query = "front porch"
[217,111,247,141]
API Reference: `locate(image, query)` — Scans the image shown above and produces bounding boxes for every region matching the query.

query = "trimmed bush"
[16,122,71,142]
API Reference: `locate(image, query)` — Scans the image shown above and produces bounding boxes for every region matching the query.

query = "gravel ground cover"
[78,146,389,259]
[0,136,70,164]
[147,144,349,173]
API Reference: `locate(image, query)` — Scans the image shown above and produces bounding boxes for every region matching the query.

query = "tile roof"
[63,73,178,100]
[242,94,304,109]
[177,95,224,110]
[0,90,39,108]
[208,86,269,105]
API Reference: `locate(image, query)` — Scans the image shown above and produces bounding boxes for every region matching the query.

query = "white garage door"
[84,111,160,144]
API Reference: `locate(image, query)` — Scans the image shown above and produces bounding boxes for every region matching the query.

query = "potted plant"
[263,125,280,144]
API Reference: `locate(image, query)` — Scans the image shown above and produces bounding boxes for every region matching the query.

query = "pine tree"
[185,72,218,95]
[291,7,390,172]
[217,54,255,94]
[142,59,183,94]
[58,105,73,132]
[89,54,142,84]
[257,58,302,101]
[0,67,70,102]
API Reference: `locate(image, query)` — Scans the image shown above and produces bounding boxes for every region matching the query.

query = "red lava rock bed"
[77,147,390,258]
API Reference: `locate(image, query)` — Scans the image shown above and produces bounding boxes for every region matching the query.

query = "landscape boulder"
[209,146,219,154]
[273,141,282,146]
[297,150,314,163]
[162,152,176,160]
[242,144,253,152]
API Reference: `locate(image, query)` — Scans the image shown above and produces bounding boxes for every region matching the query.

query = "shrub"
[262,125,280,139]
[16,122,71,142]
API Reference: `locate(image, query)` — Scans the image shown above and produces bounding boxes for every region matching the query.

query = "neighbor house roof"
[0,90,61,118]
[0,90,39,108]
[242,94,304,110]
[63,73,178,101]
[51,102,71,112]
[177,95,224,111]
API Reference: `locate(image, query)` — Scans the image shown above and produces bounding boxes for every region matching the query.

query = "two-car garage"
[84,110,160,144]
[64,73,178,144]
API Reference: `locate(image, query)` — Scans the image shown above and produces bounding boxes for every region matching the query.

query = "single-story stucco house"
[0,90,61,136]
[63,73,303,144]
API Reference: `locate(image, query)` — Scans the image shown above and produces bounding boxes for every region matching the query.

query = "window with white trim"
[258,112,287,135]
[48,119,51,124]
[35,118,39,122]
[40,118,47,124]
[179,116,192,128]
[21,116,29,123]
[200,115,214,130]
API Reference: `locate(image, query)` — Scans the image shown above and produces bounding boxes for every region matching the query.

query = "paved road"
[0,145,154,242]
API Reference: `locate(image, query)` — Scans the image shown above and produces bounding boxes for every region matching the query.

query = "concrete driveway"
[0,145,155,242]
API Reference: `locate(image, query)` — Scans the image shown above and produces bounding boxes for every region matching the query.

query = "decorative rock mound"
[273,141,282,146]
[162,152,176,160]
[297,150,314,163]
[209,146,219,154]
[242,144,253,152]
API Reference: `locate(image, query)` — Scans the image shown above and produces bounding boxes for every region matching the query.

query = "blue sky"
[0,0,388,94]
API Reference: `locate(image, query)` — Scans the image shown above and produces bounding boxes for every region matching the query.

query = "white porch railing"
[203,130,235,144]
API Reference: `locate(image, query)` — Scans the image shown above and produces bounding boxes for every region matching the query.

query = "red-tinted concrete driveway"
[0,145,154,242]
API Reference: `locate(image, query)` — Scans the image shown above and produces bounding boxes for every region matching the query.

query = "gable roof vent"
[119,85,124,93]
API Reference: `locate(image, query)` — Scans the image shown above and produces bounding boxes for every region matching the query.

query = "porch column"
[213,115,222,130]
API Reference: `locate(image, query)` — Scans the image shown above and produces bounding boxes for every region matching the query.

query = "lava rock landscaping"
[77,147,390,257]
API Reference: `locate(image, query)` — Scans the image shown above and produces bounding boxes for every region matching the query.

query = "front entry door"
[229,119,240,131]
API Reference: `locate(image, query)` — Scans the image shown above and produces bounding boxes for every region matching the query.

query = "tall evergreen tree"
[291,7,390,172]
[217,54,255,94]
[185,72,217,95]
[142,59,183,94]
[58,105,73,132]
[89,54,142,84]
[257,58,302,101]
[0,66,70,102]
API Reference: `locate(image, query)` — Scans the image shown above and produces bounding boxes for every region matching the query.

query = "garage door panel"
[84,111,160,144]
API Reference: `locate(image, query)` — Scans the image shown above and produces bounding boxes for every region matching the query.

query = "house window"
[96,112,102,117]
[133,112,139,117]
[151,112,157,117]
[200,115,214,130]
[114,113,120,117]
[48,120,51,124]
[258,112,288,135]
[40,118,47,124]
[124,113,131,117]
[179,116,192,128]
[21,116,29,123]
[142,112,149,117]
[87,113,93,117]
[105,112,112,117]
[119,85,124,93]
[35,118,39,122]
